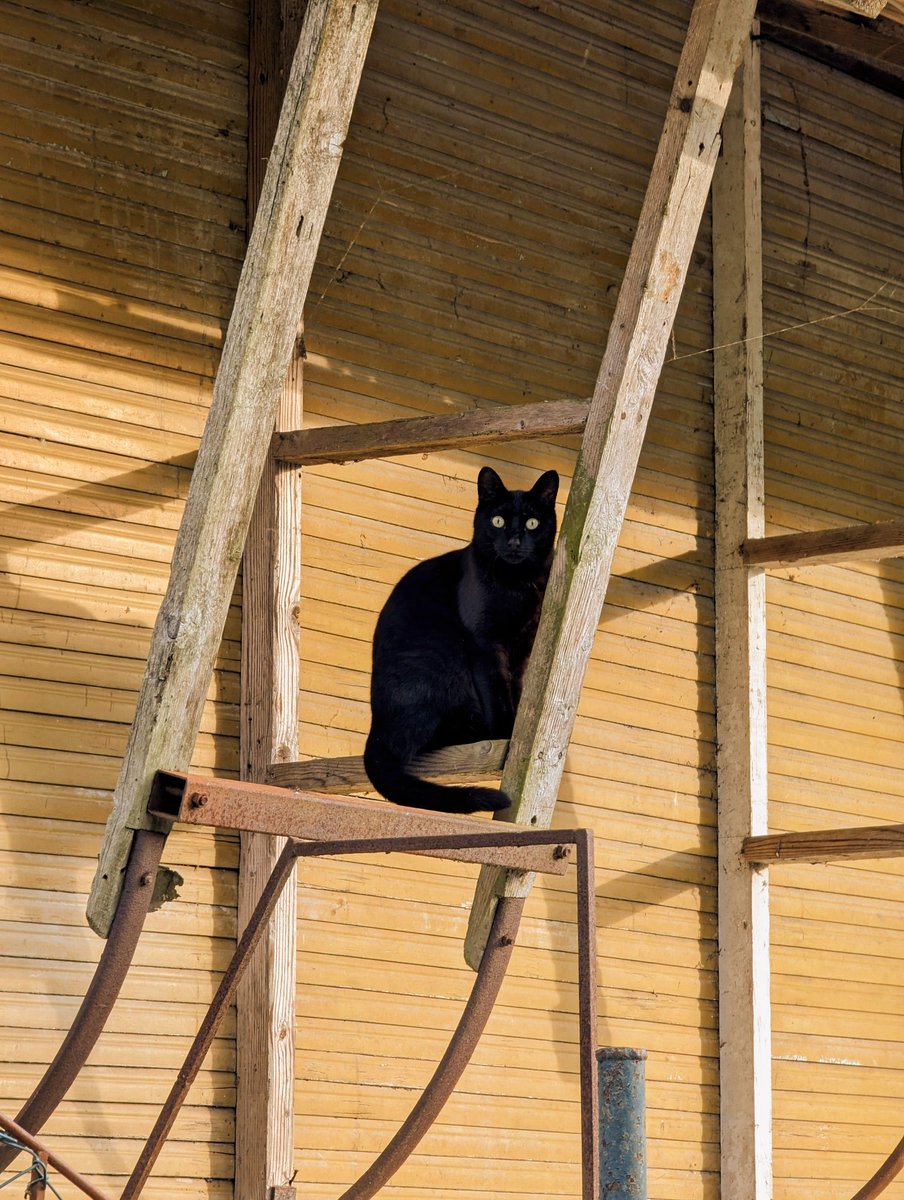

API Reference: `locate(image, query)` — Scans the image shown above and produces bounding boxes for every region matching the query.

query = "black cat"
[363,465,559,813]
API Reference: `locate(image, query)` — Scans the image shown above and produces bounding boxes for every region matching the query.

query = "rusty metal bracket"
[124,778,601,1200]
[148,770,575,875]
[2,775,599,1200]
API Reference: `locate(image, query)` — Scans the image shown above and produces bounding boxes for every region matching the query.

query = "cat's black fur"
[364,466,559,814]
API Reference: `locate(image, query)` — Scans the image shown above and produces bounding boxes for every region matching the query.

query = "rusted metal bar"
[148,770,573,874]
[576,827,600,1200]
[851,1134,904,1200]
[120,839,300,1200]
[0,1112,113,1200]
[337,894,526,1200]
[0,829,166,1172]
[122,822,597,1199]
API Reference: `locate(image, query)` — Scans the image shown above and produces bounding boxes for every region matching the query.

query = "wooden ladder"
[83,0,762,1194]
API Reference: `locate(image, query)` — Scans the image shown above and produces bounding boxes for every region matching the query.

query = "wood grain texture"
[267,738,508,793]
[743,519,904,567]
[744,824,904,864]
[234,2,308,1194]
[464,0,759,969]
[86,0,379,936]
[711,30,773,1200]
[272,398,589,464]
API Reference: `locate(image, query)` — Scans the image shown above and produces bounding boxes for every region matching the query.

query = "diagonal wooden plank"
[464,0,759,969]
[87,0,380,937]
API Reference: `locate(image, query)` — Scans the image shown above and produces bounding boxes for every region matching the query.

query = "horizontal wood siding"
[3,3,901,1198]
[297,2,718,1197]
[0,0,247,1194]
[761,44,904,1200]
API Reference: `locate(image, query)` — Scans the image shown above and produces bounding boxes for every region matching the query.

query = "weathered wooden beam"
[743,519,904,567]
[86,0,379,937]
[272,398,589,465]
[267,738,509,794]
[234,1,307,1194]
[758,0,904,97]
[712,30,773,1200]
[464,0,760,969]
[744,823,904,863]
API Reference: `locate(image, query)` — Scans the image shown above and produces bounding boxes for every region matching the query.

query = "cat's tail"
[363,734,510,815]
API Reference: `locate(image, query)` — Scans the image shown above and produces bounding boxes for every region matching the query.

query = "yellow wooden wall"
[296,2,719,1196]
[0,0,248,1195]
[1,3,902,1200]
[761,44,904,1200]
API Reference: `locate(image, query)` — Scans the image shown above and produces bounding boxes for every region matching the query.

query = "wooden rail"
[267,738,508,793]
[743,520,904,568]
[271,399,589,465]
[743,824,904,865]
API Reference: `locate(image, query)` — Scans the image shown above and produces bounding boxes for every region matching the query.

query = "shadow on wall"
[526,826,720,1194]
[0,453,244,1157]
[879,560,904,725]
[0,449,253,794]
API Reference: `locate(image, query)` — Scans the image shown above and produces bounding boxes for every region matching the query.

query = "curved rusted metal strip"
[0,1111,112,1200]
[338,894,526,1200]
[0,829,165,1172]
[851,1134,904,1200]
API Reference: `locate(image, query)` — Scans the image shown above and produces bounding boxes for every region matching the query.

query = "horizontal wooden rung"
[743,519,904,568]
[266,739,508,794]
[271,399,589,465]
[743,823,904,865]
[148,764,574,874]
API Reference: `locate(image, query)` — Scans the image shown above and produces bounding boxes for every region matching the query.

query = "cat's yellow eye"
[525,517,539,530]
[491,515,505,528]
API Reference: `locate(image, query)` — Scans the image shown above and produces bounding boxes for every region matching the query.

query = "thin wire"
[667,278,900,365]
[0,1132,65,1199]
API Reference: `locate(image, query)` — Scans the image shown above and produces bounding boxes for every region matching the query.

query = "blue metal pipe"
[597,1047,647,1198]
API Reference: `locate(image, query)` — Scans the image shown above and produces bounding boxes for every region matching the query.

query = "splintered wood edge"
[267,739,509,794]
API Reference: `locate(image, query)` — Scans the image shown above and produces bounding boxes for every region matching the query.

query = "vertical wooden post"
[712,27,773,1200]
[464,0,759,969]
[237,3,307,1197]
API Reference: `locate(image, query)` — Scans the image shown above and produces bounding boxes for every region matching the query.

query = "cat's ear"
[530,470,559,507]
[477,466,506,505]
